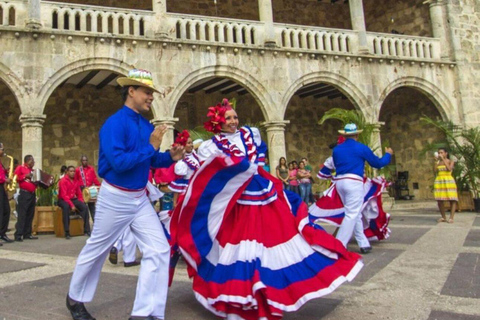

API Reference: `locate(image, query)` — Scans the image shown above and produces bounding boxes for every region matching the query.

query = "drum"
[83,186,99,202]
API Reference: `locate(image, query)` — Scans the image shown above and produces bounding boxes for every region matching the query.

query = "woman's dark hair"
[121,85,140,102]
[438,147,450,159]
[299,161,305,167]
[278,157,287,168]
[60,165,68,174]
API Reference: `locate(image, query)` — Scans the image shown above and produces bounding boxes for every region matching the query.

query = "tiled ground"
[1,212,479,320]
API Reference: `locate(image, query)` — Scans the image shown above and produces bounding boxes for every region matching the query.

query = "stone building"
[0,0,478,200]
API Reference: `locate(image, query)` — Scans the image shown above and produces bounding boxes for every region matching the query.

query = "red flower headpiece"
[173,130,190,147]
[203,98,233,133]
[337,135,346,145]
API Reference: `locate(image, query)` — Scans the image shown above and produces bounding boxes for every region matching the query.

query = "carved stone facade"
[0,0,478,200]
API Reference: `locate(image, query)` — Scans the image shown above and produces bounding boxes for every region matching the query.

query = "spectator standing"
[297,160,312,204]
[276,157,289,188]
[287,162,299,195]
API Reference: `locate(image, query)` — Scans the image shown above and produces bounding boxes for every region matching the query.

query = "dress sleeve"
[174,160,188,176]
[197,140,221,162]
[250,127,262,147]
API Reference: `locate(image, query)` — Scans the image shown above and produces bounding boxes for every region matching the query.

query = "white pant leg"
[114,232,124,251]
[353,213,370,248]
[68,183,145,303]
[335,178,366,248]
[122,227,137,263]
[130,199,170,318]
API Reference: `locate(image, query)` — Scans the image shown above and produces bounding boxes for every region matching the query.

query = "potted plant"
[421,116,480,212]
[32,176,58,234]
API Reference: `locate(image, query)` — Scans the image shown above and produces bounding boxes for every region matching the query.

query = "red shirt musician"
[75,155,100,221]
[58,166,91,239]
[13,155,38,241]
[0,143,13,243]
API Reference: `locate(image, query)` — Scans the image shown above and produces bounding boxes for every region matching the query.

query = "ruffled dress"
[433,164,458,201]
[309,157,391,241]
[171,126,363,320]
[169,151,201,194]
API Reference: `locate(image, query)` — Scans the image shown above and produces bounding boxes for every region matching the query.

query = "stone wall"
[48,0,152,10]
[168,0,259,21]
[447,1,480,126]
[364,0,432,37]
[285,94,355,193]
[0,81,22,164]
[380,87,444,200]
[42,84,127,175]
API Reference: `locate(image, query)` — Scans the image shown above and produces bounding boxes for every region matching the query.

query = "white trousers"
[335,177,370,248]
[68,181,170,318]
[114,226,137,263]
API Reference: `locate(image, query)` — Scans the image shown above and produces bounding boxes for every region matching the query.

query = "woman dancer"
[171,99,363,320]
[434,148,458,223]
[169,130,201,208]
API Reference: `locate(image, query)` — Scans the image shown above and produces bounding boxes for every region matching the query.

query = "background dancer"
[332,123,393,254]
[171,99,363,320]
[169,130,200,208]
[66,69,184,320]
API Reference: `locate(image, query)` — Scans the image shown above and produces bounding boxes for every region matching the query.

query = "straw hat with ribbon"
[117,69,161,93]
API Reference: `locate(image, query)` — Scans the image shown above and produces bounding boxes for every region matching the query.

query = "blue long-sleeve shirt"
[332,138,391,178]
[98,106,174,190]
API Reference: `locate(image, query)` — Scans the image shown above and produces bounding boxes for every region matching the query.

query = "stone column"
[348,0,369,54]
[151,117,178,151]
[152,0,170,39]
[20,115,46,169]
[426,0,451,59]
[26,0,42,29]
[258,0,277,47]
[262,120,289,170]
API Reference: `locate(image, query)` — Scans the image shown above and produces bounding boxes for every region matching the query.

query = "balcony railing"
[0,0,442,61]
[275,23,357,54]
[367,32,440,60]
[41,1,153,36]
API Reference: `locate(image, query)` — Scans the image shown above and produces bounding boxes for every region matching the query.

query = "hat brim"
[338,129,363,135]
[117,78,161,94]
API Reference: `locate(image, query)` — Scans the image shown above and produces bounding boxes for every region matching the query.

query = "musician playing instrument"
[58,166,91,239]
[0,143,13,244]
[75,155,100,221]
[14,155,38,241]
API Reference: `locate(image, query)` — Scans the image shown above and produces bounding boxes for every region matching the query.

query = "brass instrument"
[5,154,17,192]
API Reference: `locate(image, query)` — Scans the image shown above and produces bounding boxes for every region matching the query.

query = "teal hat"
[338,123,363,135]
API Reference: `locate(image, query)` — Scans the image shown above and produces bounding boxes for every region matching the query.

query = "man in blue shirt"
[67,69,184,320]
[332,123,393,254]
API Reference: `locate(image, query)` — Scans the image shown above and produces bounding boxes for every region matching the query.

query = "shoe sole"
[109,253,118,265]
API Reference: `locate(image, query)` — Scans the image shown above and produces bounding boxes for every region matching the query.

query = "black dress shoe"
[14,237,23,242]
[128,316,157,320]
[84,232,91,237]
[0,235,14,243]
[66,295,96,320]
[24,235,39,240]
[359,247,372,254]
[65,232,71,240]
[108,247,118,265]
[124,260,141,268]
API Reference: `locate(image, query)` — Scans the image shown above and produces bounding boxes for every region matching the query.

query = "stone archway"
[377,76,456,123]
[166,65,274,122]
[37,58,131,115]
[281,72,372,121]
[379,86,445,200]
[0,75,23,163]
[40,63,130,173]
[0,62,26,112]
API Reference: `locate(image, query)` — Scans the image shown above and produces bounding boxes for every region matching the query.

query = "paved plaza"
[1,202,479,320]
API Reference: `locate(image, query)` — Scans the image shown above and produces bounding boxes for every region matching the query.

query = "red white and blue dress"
[169,151,201,194]
[309,157,391,241]
[171,126,363,320]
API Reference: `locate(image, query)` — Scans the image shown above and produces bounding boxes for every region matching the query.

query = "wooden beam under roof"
[328,92,344,100]
[96,73,119,89]
[205,80,236,94]
[76,70,100,89]
[296,83,329,95]
[221,84,244,94]
[313,87,339,99]
[188,78,223,93]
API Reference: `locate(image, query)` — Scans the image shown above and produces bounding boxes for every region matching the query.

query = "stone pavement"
[1,202,479,320]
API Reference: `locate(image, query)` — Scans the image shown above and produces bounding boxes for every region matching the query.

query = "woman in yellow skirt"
[433,148,458,223]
